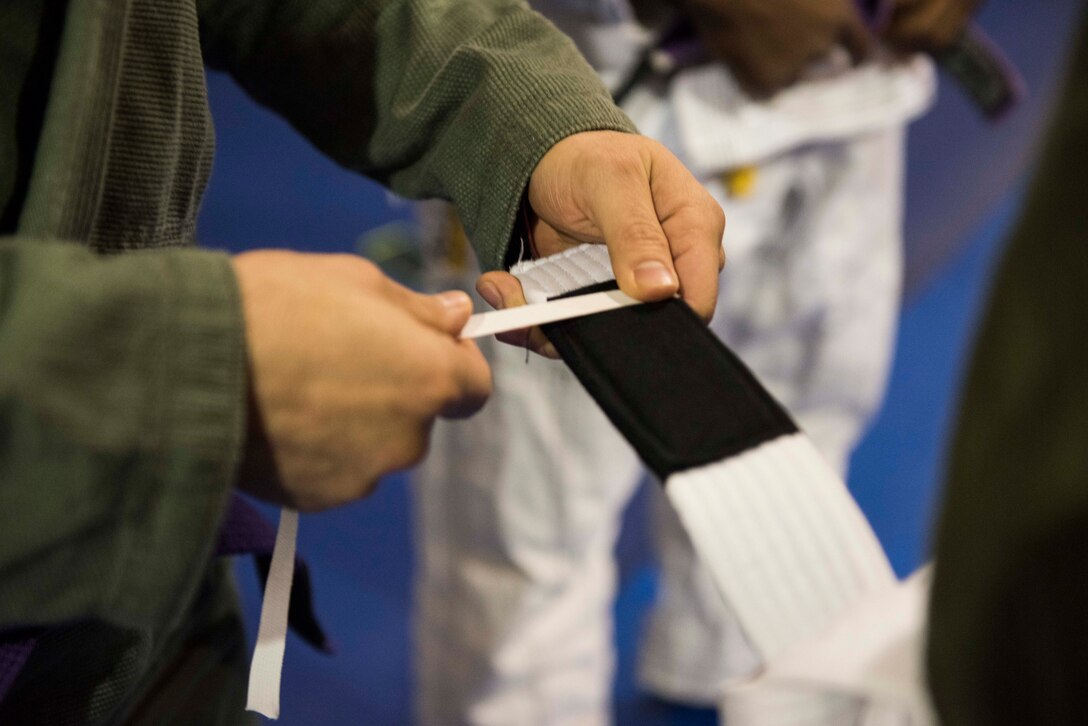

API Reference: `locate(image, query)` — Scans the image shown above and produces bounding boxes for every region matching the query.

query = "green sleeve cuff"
[460,94,636,272]
[109,247,247,627]
[0,240,246,633]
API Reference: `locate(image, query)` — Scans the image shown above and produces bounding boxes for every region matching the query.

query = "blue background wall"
[196,2,1084,722]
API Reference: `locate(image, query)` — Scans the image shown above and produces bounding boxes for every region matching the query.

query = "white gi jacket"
[413,2,935,724]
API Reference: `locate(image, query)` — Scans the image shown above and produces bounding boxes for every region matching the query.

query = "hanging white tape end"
[246,640,284,717]
[246,508,299,720]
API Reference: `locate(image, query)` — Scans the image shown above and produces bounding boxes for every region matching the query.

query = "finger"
[648,152,726,320]
[665,215,723,322]
[382,276,473,335]
[592,156,681,303]
[923,0,977,50]
[477,271,528,310]
[883,0,967,53]
[440,340,493,419]
[432,290,474,334]
[477,272,560,358]
[841,8,876,65]
[727,52,790,99]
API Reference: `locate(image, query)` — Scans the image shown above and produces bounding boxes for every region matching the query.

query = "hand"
[232,251,491,511]
[476,131,725,357]
[880,0,983,54]
[676,0,874,97]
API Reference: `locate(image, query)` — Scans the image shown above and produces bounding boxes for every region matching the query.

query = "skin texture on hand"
[880,0,984,53]
[232,250,491,511]
[478,130,725,358]
[674,0,874,97]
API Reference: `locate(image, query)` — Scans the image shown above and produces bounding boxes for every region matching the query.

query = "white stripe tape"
[243,287,641,718]
[459,289,641,340]
[246,508,299,719]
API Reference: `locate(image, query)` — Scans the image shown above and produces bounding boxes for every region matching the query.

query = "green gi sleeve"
[0,238,246,632]
[197,0,637,270]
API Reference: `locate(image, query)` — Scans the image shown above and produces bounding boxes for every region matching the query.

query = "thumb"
[384,278,474,336]
[592,164,680,302]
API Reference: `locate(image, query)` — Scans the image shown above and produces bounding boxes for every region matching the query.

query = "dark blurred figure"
[928,6,1088,724]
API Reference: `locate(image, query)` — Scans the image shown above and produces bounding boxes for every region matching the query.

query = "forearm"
[197,0,635,269]
[0,238,246,633]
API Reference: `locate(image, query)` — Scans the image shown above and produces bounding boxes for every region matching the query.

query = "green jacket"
[0,0,633,722]
[927,6,1088,724]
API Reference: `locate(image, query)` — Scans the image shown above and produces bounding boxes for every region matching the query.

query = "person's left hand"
[880,0,984,54]
[476,130,725,358]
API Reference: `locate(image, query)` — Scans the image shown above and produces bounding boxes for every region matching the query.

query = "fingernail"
[477,281,503,310]
[437,290,471,312]
[634,261,676,290]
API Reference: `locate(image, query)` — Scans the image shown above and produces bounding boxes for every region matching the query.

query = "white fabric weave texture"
[509,243,615,302]
[665,433,895,661]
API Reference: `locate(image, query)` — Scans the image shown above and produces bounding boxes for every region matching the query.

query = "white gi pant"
[412,122,908,723]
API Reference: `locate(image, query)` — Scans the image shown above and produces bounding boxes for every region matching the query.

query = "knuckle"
[621,218,668,247]
[709,201,726,234]
[379,426,430,473]
[422,356,460,407]
[346,256,382,284]
[435,347,491,417]
[465,360,493,406]
[598,142,649,176]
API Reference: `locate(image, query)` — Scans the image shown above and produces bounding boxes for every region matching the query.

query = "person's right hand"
[232,251,491,512]
[675,0,874,97]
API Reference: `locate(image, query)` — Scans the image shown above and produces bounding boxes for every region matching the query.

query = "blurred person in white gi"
[411,0,971,722]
